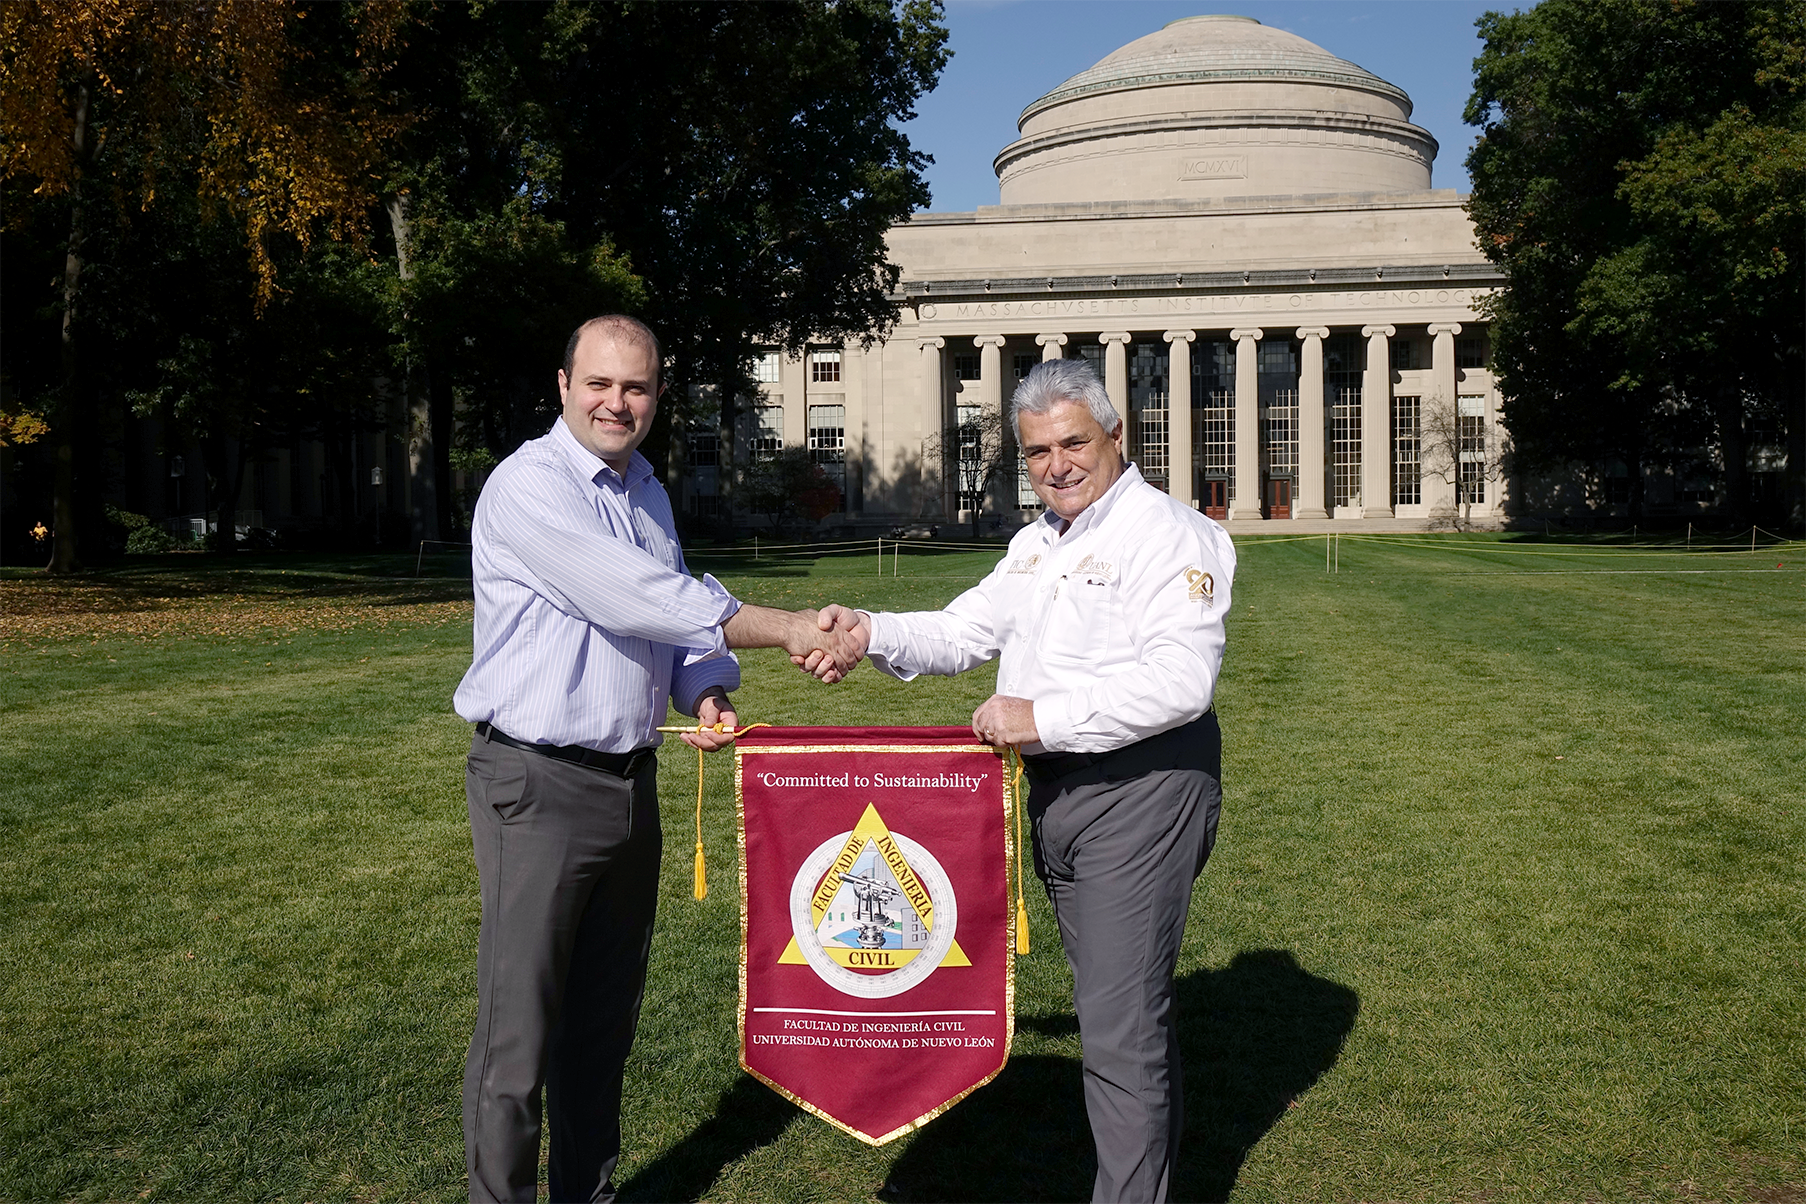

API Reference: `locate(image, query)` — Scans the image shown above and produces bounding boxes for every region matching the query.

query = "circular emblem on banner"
[788,823,959,999]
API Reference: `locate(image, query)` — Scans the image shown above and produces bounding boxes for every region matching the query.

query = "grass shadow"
[617,1074,799,1202]
[880,948,1357,1203]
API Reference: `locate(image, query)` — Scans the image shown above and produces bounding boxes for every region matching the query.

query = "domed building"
[705,15,1505,529]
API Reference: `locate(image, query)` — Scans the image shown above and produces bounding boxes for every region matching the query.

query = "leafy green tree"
[1465,0,1804,526]
[0,0,406,569]
[742,446,844,536]
[363,0,945,531]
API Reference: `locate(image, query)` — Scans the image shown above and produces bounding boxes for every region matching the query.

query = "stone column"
[1100,333,1132,428]
[1163,330,1195,507]
[1230,328,1262,519]
[1295,326,1330,519]
[1361,324,1395,517]
[918,337,947,518]
[1424,323,1462,516]
[1036,333,1068,362]
[975,335,1007,518]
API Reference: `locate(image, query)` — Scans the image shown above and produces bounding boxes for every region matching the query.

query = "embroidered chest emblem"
[1073,554,1117,582]
[1006,554,1043,575]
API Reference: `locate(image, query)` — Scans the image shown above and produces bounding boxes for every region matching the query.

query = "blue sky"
[899,0,1504,212]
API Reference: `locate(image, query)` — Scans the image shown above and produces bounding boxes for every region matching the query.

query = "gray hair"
[1009,358,1120,440]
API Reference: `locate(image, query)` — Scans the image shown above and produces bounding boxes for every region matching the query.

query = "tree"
[0,0,406,569]
[1464,0,1805,528]
[1419,393,1507,531]
[741,446,844,537]
[925,408,1015,536]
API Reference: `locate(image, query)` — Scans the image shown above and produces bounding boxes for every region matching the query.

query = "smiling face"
[1017,399,1126,524]
[558,329,662,473]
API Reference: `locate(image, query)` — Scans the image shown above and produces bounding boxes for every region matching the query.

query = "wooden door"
[1264,476,1292,520]
[1202,478,1228,520]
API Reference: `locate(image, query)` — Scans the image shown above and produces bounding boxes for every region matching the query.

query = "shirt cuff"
[673,655,741,716]
[858,610,917,682]
[1030,694,1076,753]
[677,573,741,666]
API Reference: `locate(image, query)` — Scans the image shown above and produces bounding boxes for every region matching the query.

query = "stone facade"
[705,14,1508,532]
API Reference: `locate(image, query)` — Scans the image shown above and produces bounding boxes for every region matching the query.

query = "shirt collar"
[1043,461,1146,539]
[550,416,653,489]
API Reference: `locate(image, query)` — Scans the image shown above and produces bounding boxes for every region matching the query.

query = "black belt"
[1021,708,1214,785]
[476,722,655,777]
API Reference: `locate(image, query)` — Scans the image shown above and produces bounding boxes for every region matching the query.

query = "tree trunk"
[49,79,92,574]
[1716,385,1749,529]
[717,362,739,533]
[388,193,439,544]
[204,427,248,556]
[1784,353,1798,530]
[429,355,454,538]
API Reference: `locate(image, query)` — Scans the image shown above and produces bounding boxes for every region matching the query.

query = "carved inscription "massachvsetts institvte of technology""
[1179,156,1247,180]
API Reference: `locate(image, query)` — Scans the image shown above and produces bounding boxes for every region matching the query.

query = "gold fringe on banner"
[1007,747,1030,956]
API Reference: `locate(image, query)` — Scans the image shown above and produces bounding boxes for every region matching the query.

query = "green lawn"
[2,537,1801,1202]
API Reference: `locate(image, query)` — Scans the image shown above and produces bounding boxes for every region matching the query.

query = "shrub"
[125,526,177,554]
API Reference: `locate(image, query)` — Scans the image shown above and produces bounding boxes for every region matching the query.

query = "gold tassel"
[1010,747,1030,956]
[693,746,708,899]
[662,720,771,904]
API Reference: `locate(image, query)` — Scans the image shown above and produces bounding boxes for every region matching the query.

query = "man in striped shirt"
[453,315,856,1203]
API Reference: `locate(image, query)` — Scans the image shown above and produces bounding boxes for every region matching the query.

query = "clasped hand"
[785,606,869,683]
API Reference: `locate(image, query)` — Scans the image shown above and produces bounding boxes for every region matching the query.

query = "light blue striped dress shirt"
[453,418,742,752]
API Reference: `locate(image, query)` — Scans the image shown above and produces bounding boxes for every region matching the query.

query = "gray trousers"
[463,731,662,1204]
[1026,712,1222,1204]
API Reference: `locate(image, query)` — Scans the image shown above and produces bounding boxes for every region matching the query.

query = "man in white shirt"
[817,358,1235,1203]
[454,315,855,1203]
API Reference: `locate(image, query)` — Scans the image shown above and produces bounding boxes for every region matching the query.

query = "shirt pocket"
[1039,573,1115,667]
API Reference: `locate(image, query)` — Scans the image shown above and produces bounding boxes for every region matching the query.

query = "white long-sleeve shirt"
[453,418,741,752]
[864,464,1235,755]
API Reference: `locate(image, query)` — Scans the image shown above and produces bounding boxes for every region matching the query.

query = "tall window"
[1012,353,1038,381]
[1391,339,1418,371]
[808,404,845,486]
[1136,392,1169,489]
[953,353,980,382]
[752,351,782,383]
[1325,333,1363,508]
[955,403,985,511]
[1193,340,1234,505]
[1456,336,1488,369]
[1392,395,1421,506]
[1457,395,1486,504]
[1258,339,1299,482]
[810,349,842,383]
[751,406,783,460]
[686,426,720,517]
[1128,341,1167,489]
[686,429,718,468]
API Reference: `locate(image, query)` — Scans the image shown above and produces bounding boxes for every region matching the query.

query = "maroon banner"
[737,726,1016,1145]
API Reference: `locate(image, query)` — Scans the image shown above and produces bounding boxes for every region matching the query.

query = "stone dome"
[994,15,1437,206]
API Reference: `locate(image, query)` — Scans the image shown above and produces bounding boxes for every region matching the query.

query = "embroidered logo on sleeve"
[1183,567,1215,606]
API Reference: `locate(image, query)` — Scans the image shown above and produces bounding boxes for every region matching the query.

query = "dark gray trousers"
[463,731,662,1204]
[1026,712,1222,1204]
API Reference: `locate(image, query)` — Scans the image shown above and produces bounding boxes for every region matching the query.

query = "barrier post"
[416,541,426,577]
[876,537,883,577]
[1326,532,1331,574]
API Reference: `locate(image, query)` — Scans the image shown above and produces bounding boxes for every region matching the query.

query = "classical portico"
[686,14,1507,530]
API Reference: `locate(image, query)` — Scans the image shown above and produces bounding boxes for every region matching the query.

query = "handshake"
[785,604,868,684]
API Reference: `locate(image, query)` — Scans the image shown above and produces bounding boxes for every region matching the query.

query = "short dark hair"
[562,315,662,383]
